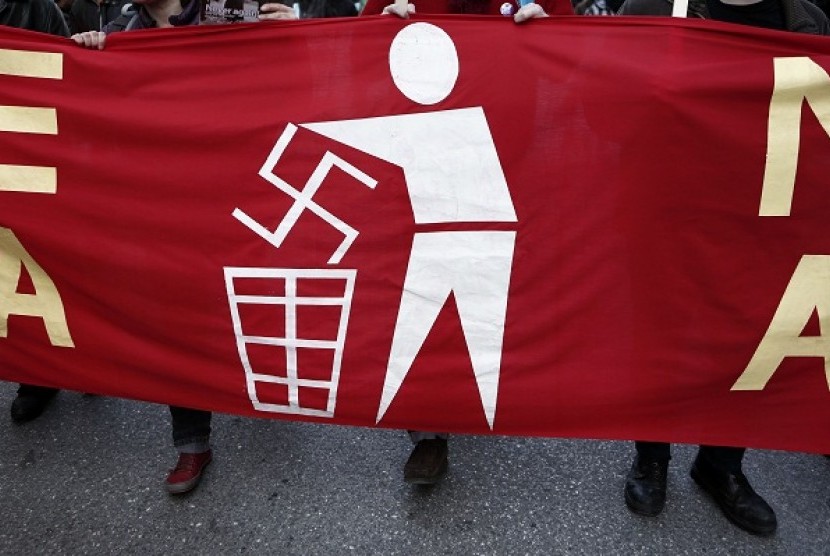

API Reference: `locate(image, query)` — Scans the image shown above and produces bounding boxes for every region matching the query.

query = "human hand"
[514,2,548,22]
[381,1,415,17]
[72,31,106,50]
[259,3,298,20]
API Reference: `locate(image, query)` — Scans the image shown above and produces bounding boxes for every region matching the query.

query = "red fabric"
[361,0,573,16]
[1,17,830,452]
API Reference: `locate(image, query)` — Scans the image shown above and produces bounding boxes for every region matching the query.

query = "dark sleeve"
[46,1,71,37]
[360,0,387,14]
[301,0,358,17]
[338,0,360,16]
[63,12,75,34]
[807,0,830,16]
[102,16,127,33]
[799,0,830,33]
[69,1,91,33]
[617,0,671,15]
[57,2,76,35]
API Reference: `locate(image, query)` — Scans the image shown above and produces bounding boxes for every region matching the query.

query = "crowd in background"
[52,0,830,34]
[55,0,356,32]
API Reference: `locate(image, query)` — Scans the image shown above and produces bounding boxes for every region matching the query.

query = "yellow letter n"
[732,255,830,391]
[0,227,74,347]
[760,57,830,216]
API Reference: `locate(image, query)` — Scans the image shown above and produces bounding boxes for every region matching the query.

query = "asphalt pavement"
[1,382,828,555]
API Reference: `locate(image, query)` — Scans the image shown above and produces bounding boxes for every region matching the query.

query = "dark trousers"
[169,406,211,448]
[636,441,745,474]
[17,383,59,397]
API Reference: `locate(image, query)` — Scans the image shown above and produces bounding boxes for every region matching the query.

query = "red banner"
[2,16,830,452]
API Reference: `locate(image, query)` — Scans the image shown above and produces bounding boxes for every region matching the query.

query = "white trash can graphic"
[224,267,356,417]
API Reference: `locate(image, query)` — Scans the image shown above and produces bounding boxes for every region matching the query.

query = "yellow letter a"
[732,255,830,391]
[0,227,74,347]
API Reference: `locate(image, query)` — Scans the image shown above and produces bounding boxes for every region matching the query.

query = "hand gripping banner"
[1,15,830,453]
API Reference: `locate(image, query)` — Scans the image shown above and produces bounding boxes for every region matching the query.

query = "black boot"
[624,455,668,516]
[10,384,58,424]
[404,439,448,485]
[690,454,777,536]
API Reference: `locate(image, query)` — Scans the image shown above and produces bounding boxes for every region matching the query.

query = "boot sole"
[404,459,448,485]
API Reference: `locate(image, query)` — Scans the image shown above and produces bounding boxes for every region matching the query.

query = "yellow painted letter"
[760,57,830,216]
[0,48,62,194]
[0,227,73,347]
[732,255,830,390]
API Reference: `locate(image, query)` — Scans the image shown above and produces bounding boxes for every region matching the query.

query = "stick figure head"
[388,23,460,105]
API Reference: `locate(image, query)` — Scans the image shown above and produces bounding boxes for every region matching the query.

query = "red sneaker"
[165,450,212,495]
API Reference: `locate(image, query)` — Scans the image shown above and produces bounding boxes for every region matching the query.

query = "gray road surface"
[0,383,828,555]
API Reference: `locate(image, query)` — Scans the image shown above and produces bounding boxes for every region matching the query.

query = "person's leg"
[635,441,671,462]
[171,406,212,453]
[408,431,449,444]
[404,431,449,485]
[10,383,59,423]
[624,441,671,516]
[165,406,213,495]
[697,445,744,473]
[692,446,776,536]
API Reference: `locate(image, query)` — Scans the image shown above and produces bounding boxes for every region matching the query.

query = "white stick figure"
[303,23,517,429]
[242,23,518,428]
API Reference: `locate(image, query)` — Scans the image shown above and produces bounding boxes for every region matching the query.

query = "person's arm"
[798,0,830,34]
[617,0,671,16]
[370,0,558,21]
[360,0,397,14]
[55,0,75,34]
[46,0,71,37]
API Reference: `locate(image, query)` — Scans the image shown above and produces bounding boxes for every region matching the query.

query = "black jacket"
[69,0,130,33]
[104,0,200,32]
[0,0,70,36]
[618,0,830,34]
